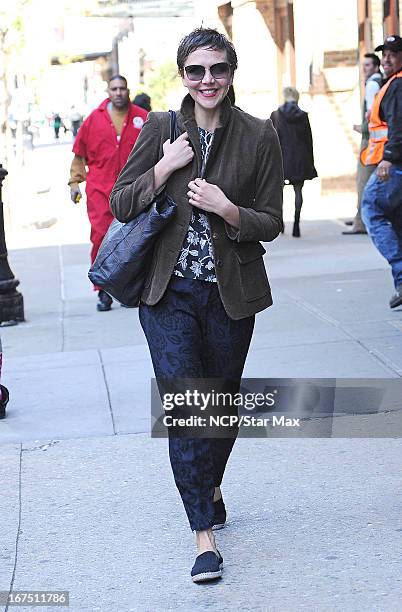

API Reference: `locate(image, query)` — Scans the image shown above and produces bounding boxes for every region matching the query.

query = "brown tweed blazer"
[110,94,283,320]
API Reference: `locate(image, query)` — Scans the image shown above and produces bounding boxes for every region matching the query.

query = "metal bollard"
[0,164,24,326]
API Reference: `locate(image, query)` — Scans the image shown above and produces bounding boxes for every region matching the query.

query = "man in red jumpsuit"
[68,75,148,311]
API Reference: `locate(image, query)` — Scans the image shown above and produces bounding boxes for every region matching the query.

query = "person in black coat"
[270,87,317,237]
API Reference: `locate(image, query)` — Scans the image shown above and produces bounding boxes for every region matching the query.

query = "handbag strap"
[168,110,180,143]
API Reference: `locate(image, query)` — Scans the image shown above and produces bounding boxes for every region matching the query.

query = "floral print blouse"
[173,127,217,283]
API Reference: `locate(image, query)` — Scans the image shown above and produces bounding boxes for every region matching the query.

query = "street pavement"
[1,140,402,611]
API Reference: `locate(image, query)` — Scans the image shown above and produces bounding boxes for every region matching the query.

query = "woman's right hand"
[162,132,194,172]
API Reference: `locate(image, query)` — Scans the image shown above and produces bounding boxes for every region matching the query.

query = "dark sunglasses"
[184,62,231,81]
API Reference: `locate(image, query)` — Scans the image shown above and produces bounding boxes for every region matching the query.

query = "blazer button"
[212,232,219,239]
[216,260,223,268]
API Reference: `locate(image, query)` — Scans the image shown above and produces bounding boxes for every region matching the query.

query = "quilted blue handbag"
[88,111,179,307]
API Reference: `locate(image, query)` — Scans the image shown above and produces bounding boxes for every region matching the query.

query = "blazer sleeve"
[109,112,163,223]
[225,119,284,243]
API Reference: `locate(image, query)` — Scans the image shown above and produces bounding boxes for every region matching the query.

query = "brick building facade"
[195,0,401,190]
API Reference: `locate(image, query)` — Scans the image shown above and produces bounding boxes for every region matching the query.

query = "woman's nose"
[201,69,215,84]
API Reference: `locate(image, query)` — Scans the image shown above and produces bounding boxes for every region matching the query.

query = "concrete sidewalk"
[2,217,401,443]
[1,217,402,611]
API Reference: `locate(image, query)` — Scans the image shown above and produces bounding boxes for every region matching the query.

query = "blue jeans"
[361,165,402,289]
[139,276,255,531]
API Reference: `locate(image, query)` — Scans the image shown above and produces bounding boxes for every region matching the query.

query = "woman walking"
[110,28,283,582]
[53,113,63,139]
[270,87,317,237]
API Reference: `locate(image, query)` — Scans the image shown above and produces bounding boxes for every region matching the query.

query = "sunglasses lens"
[185,65,205,81]
[210,63,230,78]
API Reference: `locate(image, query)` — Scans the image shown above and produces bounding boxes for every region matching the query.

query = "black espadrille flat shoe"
[212,497,227,530]
[191,551,223,583]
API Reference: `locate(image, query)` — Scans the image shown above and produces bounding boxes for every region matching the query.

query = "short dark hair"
[133,92,152,112]
[177,28,238,75]
[109,74,128,87]
[364,53,381,68]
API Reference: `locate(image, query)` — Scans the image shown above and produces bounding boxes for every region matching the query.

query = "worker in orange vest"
[343,53,382,234]
[361,35,402,309]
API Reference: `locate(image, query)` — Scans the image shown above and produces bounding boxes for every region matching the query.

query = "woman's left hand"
[187,178,230,217]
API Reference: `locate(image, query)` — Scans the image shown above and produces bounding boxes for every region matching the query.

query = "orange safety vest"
[360,70,402,166]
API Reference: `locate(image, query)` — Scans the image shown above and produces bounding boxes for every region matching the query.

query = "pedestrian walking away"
[270,86,317,237]
[110,28,283,582]
[68,75,148,311]
[361,35,402,309]
[53,113,63,139]
[344,53,382,234]
[69,105,83,138]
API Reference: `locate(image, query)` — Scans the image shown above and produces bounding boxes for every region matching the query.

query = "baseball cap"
[375,35,402,52]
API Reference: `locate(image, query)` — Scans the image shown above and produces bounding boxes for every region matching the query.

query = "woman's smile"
[198,88,218,97]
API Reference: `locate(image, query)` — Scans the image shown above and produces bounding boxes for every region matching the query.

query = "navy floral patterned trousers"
[139,276,254,531]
